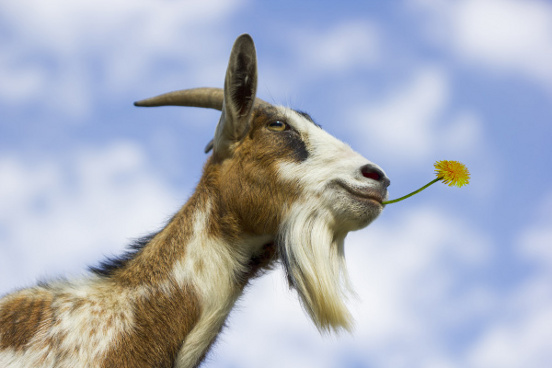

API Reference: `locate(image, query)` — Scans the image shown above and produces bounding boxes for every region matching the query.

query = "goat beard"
[277,201,355,333]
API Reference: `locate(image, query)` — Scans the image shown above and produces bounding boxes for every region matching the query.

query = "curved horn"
[134,85,271,154]
[134,87,270,110]
[134,87,224,109]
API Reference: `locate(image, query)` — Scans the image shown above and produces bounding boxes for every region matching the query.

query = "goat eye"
[267,120,287,132]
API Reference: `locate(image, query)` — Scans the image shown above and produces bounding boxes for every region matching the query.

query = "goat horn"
[134,87,271,153]
[134,87,270,110]
[134,87,224,109]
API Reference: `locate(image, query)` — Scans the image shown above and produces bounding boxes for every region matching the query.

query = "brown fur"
[94,191,206,366]
[95,108,297,366]
[0,289,54,350]
[100,284,200,368]
[107,188,206,287]
[215,108,305,237]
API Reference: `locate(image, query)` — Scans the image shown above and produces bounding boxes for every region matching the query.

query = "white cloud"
[0,142,182,293]
[519,226,552,266]
[0,0,244,116]
[348,207,492,339]
[350,66,484,163]
[1,0,241,53]
[358,67,449,161]
[412,0,552,86]
[0,53,47,104]
[293,21,381,73]
[463,190,552,368]
[468,305,552,368]
[517,191,552,267]
[258,20,382,103]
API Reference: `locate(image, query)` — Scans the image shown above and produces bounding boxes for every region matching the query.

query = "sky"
[1,0,551,367]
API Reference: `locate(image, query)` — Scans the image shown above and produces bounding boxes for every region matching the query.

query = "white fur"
[274,107,387,331]
[173,204,272,368]
[279,107,386,201]
[279,200,354,332]
[0,279,135,368]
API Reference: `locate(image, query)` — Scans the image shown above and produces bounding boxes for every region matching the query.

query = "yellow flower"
[382,160,470,205]
[434,160,470,187]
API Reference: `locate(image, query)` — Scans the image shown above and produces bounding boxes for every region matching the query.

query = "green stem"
[382,178,441,205]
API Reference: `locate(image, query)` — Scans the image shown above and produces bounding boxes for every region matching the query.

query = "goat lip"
[335,181,384,205]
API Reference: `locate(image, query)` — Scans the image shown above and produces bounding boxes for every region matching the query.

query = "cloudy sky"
[1,0,551,367]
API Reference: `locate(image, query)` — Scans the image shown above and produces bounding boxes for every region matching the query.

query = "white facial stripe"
[277,106,386,193]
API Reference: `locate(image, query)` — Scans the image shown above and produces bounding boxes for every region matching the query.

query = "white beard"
[277,201,355,332]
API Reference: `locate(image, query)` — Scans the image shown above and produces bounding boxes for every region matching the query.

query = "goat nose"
[360,164,391,188]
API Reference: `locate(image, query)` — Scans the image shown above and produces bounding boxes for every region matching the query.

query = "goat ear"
[213,34,258,159]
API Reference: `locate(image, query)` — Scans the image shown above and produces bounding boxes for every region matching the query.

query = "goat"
[0,34,390,368]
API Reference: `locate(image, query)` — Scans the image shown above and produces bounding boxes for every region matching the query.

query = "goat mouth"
[334,181,384,205]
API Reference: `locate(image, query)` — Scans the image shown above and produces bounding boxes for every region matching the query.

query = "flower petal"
[434,160,470,187]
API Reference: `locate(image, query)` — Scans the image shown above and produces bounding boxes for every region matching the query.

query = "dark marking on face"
[249,106,310,163]
[281,130,309,162]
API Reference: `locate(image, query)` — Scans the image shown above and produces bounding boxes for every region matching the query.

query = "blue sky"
[1,0,551,367]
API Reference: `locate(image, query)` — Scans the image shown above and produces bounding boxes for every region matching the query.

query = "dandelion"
[382,160,470,205]
[434,160,471,187]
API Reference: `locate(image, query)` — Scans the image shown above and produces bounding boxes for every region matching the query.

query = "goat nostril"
[360,165,390,187]
[362,171,381,181]
[360,165,385,181]
[361,165,383,182]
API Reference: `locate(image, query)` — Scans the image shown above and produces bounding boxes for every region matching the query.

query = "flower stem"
[382,178,441,205]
